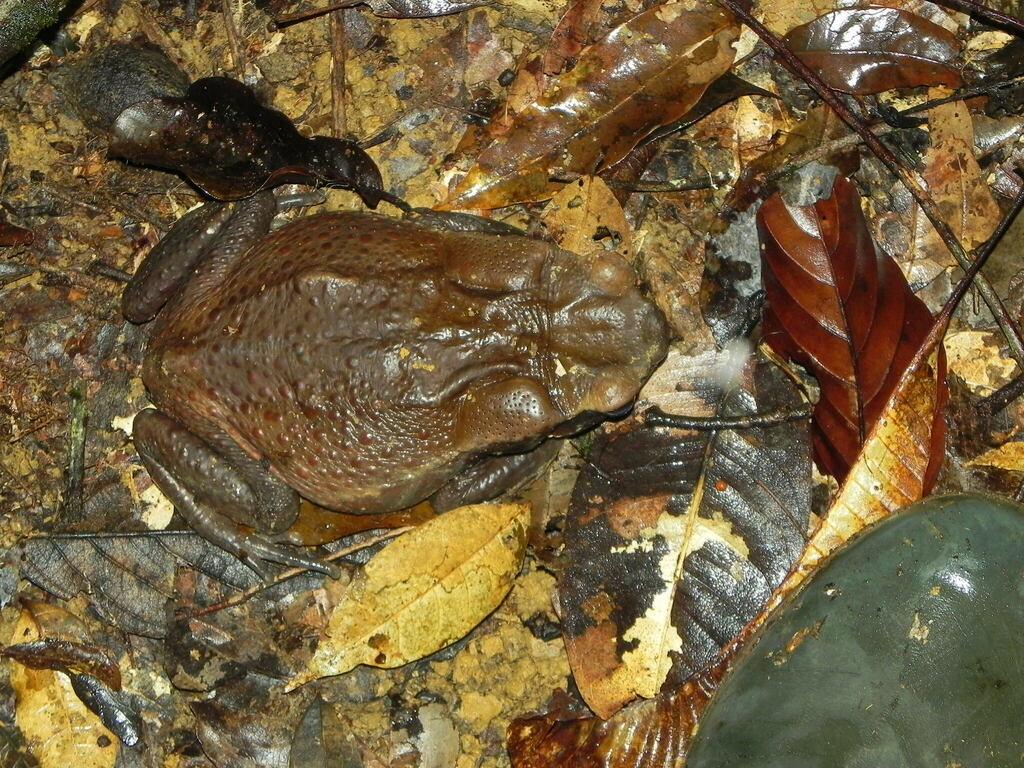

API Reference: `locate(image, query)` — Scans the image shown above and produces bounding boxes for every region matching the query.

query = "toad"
[125,193,668,575]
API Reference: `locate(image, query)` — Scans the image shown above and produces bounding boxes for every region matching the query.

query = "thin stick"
[274,1,360,28]
[330,10,349,138]
[188,526,414,617]
[219,0,245,75]
[929,0,1024,37]
[61,385,87,522]
[718,0,1024,368]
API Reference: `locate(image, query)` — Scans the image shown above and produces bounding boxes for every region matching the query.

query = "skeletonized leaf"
[758,176,946,485]
[441,2,739,209]
[288,503,528,687]
[560,348,811,717]
[784,8,963,94]
[8,609,118,768]
[15,531,265,638]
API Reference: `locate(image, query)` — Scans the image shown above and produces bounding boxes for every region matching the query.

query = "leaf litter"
[4,0,1024,765]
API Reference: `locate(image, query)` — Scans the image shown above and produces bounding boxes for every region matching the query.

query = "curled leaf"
[784,8,963,94]
[442,2,739,209]
[8,609,118,768]
[288,503,529,687]
[112,77,384,203]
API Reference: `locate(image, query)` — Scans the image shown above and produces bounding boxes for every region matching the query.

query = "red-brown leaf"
[784,8,963,94]
[757,176,946,485]
[508,673,719,768]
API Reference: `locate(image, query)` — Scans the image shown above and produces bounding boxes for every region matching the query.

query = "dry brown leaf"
[288,503,529,687]
[440,1,739,209]
[540,176,635,263]
[8,609,118,768]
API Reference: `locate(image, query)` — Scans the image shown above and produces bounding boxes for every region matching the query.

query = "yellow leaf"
[8,610,118,768]
[288,503,529,687]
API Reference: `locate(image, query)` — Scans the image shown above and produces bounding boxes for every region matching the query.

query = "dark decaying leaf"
[758,176,946,486]
[192,674,313,768]
[13,531,263,638]
[0,216,33,246]
[784,8,963,94]
[110,77,384,203]
[441,2,739,209]
[559,351,811,718]
[70,675,141,747]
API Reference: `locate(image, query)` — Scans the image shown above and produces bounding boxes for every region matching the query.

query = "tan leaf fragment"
[966,441,1024,470]
[288,503,530,687]
[8,610,118,768]
[913,97,1002,263]
[540,176,635,263]
[944,330,1017,394]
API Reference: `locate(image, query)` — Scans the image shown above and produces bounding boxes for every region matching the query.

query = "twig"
[330,10,348,138]
[718,0,1024,369]
[929,0,1024,37]
[273,0,361,28]
[645,403,813,430]
[219,0,245,75]
[60,384,87,522]
[187,526,414,617]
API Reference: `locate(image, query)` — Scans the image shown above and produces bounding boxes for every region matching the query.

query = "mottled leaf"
[914,98,1003,259]
[560,348,811,717]
[441,2,739,209]
[784,8,963,94]
[758,176,946,486]
[288,503,528,687]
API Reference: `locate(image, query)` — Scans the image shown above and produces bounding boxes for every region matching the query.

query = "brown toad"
[125,193,668,575]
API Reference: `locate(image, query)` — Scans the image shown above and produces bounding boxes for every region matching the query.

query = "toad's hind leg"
[132,409,337,578]
[122,192,277,323]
